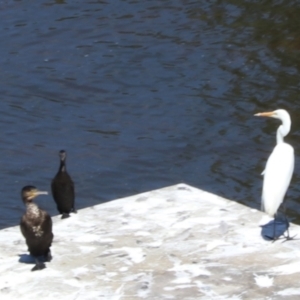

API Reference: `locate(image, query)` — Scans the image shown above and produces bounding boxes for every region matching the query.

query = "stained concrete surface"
[0,184,300,299]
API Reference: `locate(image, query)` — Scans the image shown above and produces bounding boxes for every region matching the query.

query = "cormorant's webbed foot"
[61,213,70,219]
[32,259,46,271]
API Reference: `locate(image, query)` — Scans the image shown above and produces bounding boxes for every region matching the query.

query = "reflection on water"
[0,0,300,229]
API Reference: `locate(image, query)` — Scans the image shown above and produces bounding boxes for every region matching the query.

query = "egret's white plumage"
[255,109,294,217]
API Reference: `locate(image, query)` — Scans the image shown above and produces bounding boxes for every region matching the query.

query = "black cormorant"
[20,185,53,271]
[51,150,76,219]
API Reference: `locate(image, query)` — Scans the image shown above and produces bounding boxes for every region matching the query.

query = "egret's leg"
[272,214,277,241]
[271,214,283,241]
[281,202,295,240]
[282,214,297,241]
[277,204,297,241]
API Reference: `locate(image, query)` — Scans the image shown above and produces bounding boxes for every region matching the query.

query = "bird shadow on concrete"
[260,219,290,241]
[18,253,52,264]
[18,254,35,264]
[18,254,49,271]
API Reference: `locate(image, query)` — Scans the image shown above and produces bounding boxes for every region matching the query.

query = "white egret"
[255,109,294,240]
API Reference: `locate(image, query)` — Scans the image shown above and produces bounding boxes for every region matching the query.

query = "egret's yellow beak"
[254,111,275,117]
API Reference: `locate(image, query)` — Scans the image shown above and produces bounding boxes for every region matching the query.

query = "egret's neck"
[276,121,291,144]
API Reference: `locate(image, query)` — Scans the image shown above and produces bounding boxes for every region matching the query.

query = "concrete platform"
[1,183,300,299]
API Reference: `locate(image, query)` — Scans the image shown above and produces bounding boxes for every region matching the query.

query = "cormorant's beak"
[254,111,275,118]
[32,190,48,197]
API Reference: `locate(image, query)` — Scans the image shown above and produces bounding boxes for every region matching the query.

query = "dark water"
[1,0,300,229]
